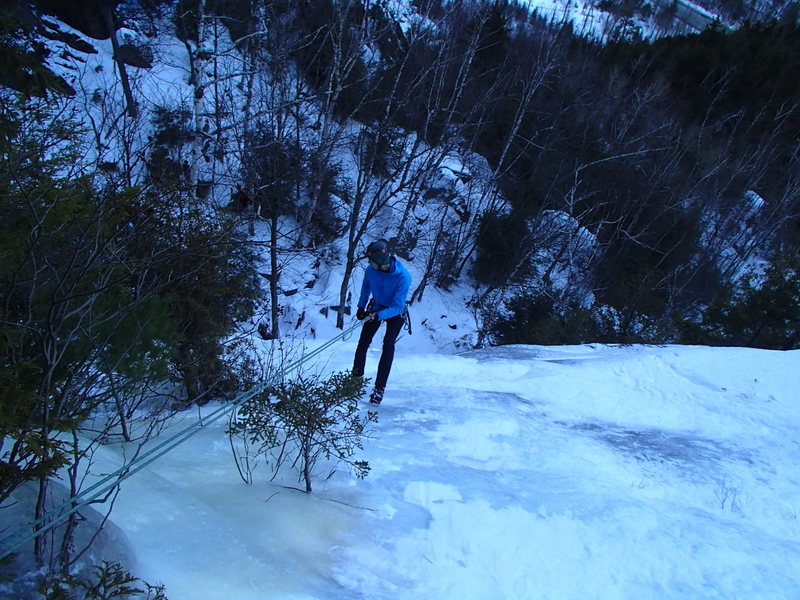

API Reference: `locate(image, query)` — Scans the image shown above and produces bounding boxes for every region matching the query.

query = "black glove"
[356,306,367,320]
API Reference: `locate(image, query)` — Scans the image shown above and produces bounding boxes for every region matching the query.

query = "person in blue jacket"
[352,239,412,405]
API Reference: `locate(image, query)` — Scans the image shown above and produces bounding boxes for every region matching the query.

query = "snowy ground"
[103,337,800,599]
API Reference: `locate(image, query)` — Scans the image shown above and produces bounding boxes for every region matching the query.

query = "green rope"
[0,322,362,561]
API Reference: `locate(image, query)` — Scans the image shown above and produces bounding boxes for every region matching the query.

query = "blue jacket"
[358,256,412,320]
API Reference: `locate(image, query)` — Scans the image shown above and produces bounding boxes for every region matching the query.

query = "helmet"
[366,239,391,267]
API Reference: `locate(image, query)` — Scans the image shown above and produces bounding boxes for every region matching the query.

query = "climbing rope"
[0,321,362,561]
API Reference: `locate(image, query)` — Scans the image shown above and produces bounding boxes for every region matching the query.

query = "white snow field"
[103,340,800,600]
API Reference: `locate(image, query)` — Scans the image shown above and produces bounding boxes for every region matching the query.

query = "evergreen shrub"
[228,371,375,492]
[491,294,601,345]
[680,252,800,350]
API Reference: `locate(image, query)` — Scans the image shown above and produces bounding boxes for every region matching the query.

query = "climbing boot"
[369,387,384,405]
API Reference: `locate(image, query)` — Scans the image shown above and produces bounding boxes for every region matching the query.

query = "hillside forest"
[0,0,799,594]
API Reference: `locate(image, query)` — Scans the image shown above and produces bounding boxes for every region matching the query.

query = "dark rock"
[116,43,153,69]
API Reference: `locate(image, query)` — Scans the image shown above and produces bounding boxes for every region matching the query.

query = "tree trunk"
[270,213,281,338]
[302,439,312,493]
[337,260,355,330]
[186,0,209,197]
[103,6,137,118]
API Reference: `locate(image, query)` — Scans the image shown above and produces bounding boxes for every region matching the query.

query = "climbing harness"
[364,299,411,335]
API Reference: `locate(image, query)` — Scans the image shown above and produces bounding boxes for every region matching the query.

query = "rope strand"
[0,321,361,561]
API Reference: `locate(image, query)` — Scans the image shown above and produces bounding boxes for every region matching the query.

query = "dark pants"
[352,314,404,389]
